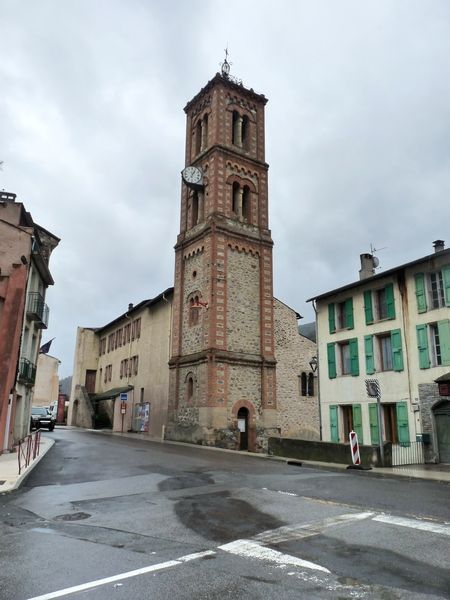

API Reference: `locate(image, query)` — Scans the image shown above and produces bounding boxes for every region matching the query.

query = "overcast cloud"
[2,0,450,376]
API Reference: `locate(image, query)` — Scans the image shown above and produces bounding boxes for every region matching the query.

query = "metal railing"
[18,357,37,384]
[27,292,49,328]
[392,441,425,466]
[18,430,41,475]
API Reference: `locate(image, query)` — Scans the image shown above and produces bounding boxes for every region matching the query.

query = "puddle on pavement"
[175,491,283,542]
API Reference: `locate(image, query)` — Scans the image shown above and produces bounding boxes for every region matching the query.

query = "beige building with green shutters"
[309,241,450,464]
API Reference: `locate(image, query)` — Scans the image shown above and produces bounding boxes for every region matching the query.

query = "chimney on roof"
[359,253,377,280]
[433,240,445,253]
[128,303,134,311]
[0,191,16,203]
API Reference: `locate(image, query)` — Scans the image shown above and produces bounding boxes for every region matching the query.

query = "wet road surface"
[1,428,449,599]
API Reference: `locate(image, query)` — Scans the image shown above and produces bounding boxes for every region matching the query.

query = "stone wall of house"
[226,248,260,354]
[274,300,320,440]
[418,382,441,462]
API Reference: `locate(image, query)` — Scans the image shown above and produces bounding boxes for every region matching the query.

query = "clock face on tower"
[182,165,203,188]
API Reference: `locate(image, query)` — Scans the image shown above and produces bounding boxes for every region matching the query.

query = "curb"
[0,438,55,493]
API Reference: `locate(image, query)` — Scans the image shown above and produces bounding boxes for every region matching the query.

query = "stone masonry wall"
[226,248,260,354]
[418,382,441,462]
[274,299,320,440]
[181,251,208,355]
[227,364,261,413]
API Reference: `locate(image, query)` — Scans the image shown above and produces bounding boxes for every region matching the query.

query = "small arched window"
[242,115,249,149]
[195,120,202,155]
[191,191,199,227]
[232,110,240,145]
[187,376,194,401]
[307,373,314,397]
[242,186,250,222]
[202,114,208,151]
[300,372,307,397]
[189,295,200,326]
[232,182,240,215]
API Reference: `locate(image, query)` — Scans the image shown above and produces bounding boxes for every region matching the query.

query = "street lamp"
[309,356,318,373]
[308,355,321,440]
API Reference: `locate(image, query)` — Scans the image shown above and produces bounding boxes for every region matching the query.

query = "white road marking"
[218,539,331,573]
[254,511,375,544]
[373,514,450,537]
[26,551,216,600]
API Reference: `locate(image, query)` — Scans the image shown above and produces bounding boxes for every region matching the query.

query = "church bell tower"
[167,61,277,452]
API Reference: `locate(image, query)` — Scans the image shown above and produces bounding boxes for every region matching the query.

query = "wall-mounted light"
[309,356,318,373]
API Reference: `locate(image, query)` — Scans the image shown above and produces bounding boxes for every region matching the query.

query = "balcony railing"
[18,358,37,385]
[27,292,49,328]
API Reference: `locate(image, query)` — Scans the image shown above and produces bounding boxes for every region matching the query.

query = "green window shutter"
[414,273,427,313]
[330,405,339,442]
[391,329,404,371]
[385,283,395,319]
[437,319,450,366]
[349,338,359,376]
[396,401,410,444]
[416,324,430,369]
[328,303,336,333]
[327,343,336,379]
[345,298,354,329]
[364,290,374,325]
[442,265,450,307]
[369,403,380,445]
[352,404,363,444]
[364,335,375,374]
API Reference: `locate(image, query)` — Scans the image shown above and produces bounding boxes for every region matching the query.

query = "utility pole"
[365,379,384,466]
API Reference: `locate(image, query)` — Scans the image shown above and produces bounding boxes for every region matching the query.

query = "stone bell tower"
[166,61,277,452]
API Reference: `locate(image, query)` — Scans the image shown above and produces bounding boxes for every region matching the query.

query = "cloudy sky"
[2,1,450,377]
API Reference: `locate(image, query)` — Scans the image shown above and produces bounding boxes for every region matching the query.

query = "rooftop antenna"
[220,45,231,78]
[369,243,387,269]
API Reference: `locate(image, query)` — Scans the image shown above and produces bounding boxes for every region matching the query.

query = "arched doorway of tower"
[237,407,249,450]
[433,400,450,463]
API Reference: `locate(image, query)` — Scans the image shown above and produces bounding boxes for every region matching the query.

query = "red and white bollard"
[349,430,361,466]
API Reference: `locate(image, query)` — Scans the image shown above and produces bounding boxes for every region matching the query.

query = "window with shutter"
[369,403,380,445]
[437,319,450,366]
[328,303,336,333]
[396,402,410,444]
[327,343,337,379]
[349,338,359,376]
[416,324,430,369]
[378,334,393,371]
[345,298,354,329]
[414,273,427,313]
[352,404,363,443]
[364,335,375,374]
[442,265,450,307]
[364,290,374,325]
[329,405,339,442]
[385,283,395,319]
[391,329,404,371]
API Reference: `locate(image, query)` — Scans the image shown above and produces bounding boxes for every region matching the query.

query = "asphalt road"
[1,428,449,600]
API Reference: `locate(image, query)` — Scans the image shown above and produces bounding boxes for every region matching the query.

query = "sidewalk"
[0,436,54,493]
[1,428,449,493]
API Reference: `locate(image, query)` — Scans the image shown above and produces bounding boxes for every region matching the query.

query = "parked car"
[30,406,56,431]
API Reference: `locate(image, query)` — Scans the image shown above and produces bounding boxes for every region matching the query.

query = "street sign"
[364,378,384,466]
[120,392,128,402]
[365,379,380,398]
